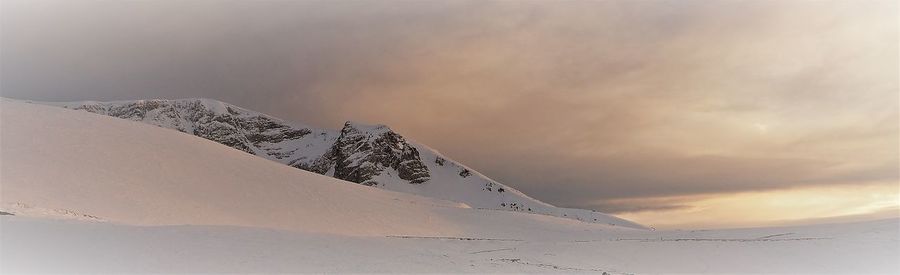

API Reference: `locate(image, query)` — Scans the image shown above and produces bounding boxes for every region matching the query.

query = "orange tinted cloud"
[611,181,900,229]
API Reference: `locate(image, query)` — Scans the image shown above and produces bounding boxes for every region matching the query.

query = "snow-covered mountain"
[3,98,898,274]
[33,98,636,226]
[1,99,642,235]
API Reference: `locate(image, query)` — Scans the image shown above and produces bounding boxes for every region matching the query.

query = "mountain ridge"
[28,97,640,227]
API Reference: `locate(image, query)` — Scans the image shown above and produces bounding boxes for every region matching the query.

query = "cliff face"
[328,122,430,186]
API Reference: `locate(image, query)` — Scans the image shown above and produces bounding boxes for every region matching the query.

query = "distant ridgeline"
[43,98,643,228]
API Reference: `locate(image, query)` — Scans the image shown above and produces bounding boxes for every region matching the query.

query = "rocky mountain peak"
[341,121,391,134]
[330,121,430,186]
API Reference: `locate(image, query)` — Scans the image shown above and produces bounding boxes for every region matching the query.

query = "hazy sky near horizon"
[2,0,897,228]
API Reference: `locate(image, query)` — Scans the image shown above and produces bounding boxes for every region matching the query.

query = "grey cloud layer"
[2,0,896,212]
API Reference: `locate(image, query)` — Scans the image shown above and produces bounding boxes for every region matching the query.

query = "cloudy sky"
[2,0,897,228]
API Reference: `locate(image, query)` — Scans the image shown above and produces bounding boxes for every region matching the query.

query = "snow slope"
[0,99,638,236]
[34,98,637,226]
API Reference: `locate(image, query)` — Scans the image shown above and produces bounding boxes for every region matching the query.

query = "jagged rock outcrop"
[328,122,430,186]
[63,99,311,156]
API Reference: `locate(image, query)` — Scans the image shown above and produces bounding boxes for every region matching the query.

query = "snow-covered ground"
[3,217,897,273]
[2,99,898,273]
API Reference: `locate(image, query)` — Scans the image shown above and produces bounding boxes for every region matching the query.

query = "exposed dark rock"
[459,168,471,178]
[64,99,433,186]
[69,99,310,156]
[329,122,430,186]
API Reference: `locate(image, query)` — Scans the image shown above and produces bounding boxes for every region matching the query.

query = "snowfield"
[3,217,898,274]
[2,99,898,273]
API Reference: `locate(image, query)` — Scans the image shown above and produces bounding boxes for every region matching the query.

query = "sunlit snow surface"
[1,99,898,273]
[3,217,897,273]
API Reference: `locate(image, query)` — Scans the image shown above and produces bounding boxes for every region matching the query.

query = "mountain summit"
[40,98,639,227]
